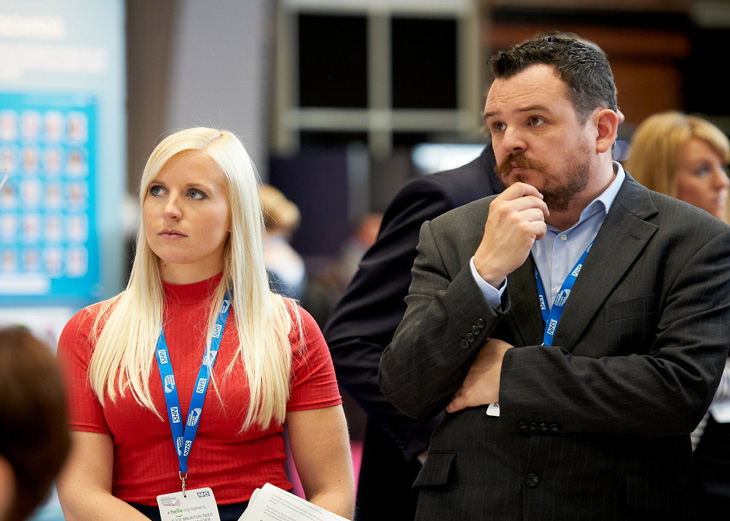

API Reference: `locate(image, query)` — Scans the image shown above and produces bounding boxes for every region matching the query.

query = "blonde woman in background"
[258,184,307,301]
[56,128,354,521]
[625,110,730,519]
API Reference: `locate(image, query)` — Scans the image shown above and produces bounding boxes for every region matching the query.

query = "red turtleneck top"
[57,275,341,505]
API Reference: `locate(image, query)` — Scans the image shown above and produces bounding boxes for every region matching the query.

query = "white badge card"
[486,402,501,417]
[157,488,221,521]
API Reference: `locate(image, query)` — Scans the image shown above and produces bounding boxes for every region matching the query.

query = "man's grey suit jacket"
[380,174,730,521]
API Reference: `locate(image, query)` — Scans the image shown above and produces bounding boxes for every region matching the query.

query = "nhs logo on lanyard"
[220,299,231,313]
[554,289,571,308]
[187,407,202,427]
[170,406,180,423]
[212,324,223,339]
[201,350,217,366]
[164,375,175,393]
[157,349,168,364]
[547,318,558,336]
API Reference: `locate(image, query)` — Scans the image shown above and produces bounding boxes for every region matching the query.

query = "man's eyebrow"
[484,105,552,120]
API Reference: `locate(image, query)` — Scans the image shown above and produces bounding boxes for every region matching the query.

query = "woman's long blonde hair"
[625,111,730,203]
[88,128,296,429]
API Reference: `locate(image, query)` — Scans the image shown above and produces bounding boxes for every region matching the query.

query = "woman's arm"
[286,405,355,520]
[57,431,149,521]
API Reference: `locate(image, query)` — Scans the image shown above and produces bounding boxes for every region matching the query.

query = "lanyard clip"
[179,471,188,497]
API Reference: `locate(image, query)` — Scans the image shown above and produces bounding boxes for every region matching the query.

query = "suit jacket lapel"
[505,257,545,346]
[553,175,659,349]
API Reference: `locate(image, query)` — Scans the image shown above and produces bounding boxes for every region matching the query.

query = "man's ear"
[594,108,619,154]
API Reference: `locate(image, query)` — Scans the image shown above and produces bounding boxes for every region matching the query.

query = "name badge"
[486,402,500,417]
[157,487,221,521]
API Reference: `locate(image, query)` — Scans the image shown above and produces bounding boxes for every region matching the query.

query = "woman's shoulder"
[281,298,318,332]
[65,293,125,333]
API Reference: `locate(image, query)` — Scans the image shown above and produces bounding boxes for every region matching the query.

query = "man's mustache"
[495,152,547,178]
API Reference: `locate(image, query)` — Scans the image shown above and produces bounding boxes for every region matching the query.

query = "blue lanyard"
[155,297,231,479]
[534,242,592,346]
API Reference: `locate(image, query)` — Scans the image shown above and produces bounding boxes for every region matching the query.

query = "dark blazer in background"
[323,146,502,521]
[380,174,730,521]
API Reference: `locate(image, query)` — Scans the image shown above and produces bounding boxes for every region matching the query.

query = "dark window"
[298,14,368,108]
[300,130,368,148]
[391,17,457,109]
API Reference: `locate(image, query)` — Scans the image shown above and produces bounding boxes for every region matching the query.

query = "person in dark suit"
[625,110,730,519]
[323,146,502,521]
[380,36,730,521]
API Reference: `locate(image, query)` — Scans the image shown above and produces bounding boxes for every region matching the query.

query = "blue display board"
[0,92,100,302]
[0,0,125,309]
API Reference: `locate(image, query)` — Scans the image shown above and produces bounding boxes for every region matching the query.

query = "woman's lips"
[159,229,187,238]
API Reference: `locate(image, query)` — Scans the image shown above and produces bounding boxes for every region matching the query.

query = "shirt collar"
[581,162,625,220]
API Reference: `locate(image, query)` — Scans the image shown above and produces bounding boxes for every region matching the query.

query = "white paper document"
[238,483,348,521]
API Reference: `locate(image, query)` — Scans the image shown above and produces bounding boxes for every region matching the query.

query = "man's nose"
[501,127,527,154]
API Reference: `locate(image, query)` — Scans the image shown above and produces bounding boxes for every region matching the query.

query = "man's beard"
[495,150,590,212]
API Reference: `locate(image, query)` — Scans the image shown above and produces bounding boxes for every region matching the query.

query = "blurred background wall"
[127,0,730,303]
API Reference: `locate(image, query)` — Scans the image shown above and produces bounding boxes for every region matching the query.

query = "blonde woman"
[56,128,354,521]
[625,111,730,518]
[258,184,307,300]
[626,110,730,222]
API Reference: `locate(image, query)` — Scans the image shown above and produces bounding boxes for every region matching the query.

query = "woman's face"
[143,151,232,284]
[675,137,730,221]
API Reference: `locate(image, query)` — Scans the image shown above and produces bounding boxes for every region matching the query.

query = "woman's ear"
[595,109,619,154]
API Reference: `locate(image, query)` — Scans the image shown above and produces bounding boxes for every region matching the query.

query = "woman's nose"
[164,195,182,219]
[714,166,730,189]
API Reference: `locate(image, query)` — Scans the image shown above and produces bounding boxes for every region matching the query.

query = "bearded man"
[380,36,730,521]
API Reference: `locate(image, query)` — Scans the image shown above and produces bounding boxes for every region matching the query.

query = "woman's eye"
[188,189,206,200]
[694,166,711,177]
[149,185,164,196]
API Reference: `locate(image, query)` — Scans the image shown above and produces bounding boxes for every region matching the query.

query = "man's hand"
[446,338,513,413]
[474,182,548,287]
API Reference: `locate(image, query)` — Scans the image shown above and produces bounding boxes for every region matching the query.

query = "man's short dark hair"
[0,326,69,521]
[489,36,617,123]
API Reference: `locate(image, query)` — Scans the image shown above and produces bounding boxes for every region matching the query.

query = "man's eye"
[528,116,544,126]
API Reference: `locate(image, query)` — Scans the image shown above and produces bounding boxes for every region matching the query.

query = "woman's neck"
[160,262,223,285]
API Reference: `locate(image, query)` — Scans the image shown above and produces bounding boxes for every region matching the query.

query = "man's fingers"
[501,181,544,200]
[446,391,466,413]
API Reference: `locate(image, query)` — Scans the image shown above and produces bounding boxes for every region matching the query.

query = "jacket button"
[460,339,470,349]
[518,422,528,431]
[466,333,475,343]
[539,422,549,432]
[476,318,485,329]
[550,423,560,432]
[529,422,538,431]
[471,325,481,335]
[524,473,540,487]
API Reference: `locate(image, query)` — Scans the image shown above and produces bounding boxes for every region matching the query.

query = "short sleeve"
[56,305,111,434]
[287,307,342,411]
